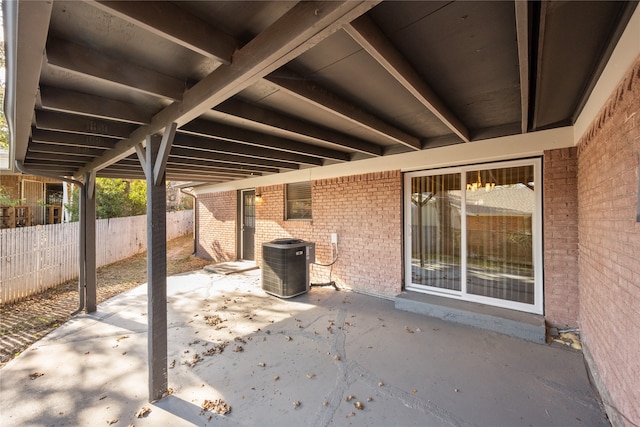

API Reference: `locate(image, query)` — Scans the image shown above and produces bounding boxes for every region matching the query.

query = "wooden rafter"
[344,15,470,144]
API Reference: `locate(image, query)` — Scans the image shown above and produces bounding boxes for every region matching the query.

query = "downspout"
[14,160,87,315]
[180,188,198,255]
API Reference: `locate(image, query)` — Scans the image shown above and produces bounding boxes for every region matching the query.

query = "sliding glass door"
[405,159,542,314]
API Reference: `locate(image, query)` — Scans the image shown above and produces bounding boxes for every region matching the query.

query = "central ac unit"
[262,239,315,298]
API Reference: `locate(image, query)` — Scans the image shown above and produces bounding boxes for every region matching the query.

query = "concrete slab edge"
[395,293,546,344]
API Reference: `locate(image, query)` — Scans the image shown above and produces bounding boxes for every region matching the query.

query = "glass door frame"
[403,158,543,314]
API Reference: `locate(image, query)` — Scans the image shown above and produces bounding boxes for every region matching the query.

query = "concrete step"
[395,291,546,343]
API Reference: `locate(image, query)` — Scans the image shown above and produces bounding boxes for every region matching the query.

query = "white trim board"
[194,126,573,195]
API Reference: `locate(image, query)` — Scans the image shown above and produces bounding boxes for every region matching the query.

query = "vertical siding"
[0,210,193,305]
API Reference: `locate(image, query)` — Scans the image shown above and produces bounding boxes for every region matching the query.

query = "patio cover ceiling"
[4,1,637,184]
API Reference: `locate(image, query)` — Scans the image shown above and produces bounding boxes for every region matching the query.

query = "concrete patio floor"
[0,268,608,427]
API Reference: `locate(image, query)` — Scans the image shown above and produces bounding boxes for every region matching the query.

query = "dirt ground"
[0,233,211,369]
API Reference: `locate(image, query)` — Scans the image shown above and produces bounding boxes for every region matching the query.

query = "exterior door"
[240,189,255,260]
[22,180,45,225]
[404,159,543,314]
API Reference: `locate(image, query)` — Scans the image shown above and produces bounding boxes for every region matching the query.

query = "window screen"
[286,181,312,220]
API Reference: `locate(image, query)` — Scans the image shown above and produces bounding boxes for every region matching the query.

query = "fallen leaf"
[233,345,243,352]
[378,381,384,387]
[322,401,329,406]
[201,399,231,415]
[28,372,44,380]
[306,373,315,379]
[333,355,341,361]
[135,407,151,418]
[204,315,224,326]
[354,401,364,410]
[203,342,227,356]
[284,336,292,341]
[293,401,301,409]
[405,326,414,334]
[367,397,373,402]
[106,418,118,425]
[258,362,266,367]
[116,335,129,342]
[274,375,280,381]
[345,395,355,402]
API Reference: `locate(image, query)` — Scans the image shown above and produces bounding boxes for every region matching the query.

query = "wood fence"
[0,210,193,305]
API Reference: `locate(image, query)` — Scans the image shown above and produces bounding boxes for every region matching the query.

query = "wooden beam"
[74,1,376,177]
[515,0,530,134]
[153,123,177,186]
[31,129,118,149]
[27,142,105,157]
[83,170,97,313]
[166,155,278,174]
[135,143,146,167]
[35,110,136,139]
[531,1,548,131]
[143,134,168,402]
[40,86,152,125]
[265,71,422,150]
[26,152,94,163]
[172,133,322,167]
[181,119,350,162]
[21,163,76,175]
[92,1,238,64]
[214,99,384,156]
[344,15,470,143]
[5,0,53,163]
[170,147,298,171]
[46,37,186,101]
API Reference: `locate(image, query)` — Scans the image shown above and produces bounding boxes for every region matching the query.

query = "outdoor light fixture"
[255,193,263,202]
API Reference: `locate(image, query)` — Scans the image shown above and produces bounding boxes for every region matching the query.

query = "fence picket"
[0,210,193,305]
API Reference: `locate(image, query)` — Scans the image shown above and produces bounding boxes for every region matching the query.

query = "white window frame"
[404,158,543,314]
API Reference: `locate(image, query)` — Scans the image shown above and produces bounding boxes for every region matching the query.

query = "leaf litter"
[200,398,231,415]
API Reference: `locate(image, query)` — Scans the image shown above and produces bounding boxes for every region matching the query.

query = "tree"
[64,178,148,221]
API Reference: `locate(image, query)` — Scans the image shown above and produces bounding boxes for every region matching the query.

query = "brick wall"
[577,56,640,426]
[255,170,403,298]
[543,147,579,327]
[196,190,237,262]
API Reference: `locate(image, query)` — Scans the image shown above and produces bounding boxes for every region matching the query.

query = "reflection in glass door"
[410,173,461,292]
[465,166,535,305]
[405,160,542,314]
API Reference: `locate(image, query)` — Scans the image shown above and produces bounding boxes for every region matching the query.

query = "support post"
[84,171,97,313]
[145,134,168,402]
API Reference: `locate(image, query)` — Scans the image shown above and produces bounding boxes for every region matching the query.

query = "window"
[405,159,543,314]
[286,181,312,220]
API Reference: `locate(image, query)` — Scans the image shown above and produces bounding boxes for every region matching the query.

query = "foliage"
[95,178,147,219]
[64,178,148,221]
[0,185,24,206]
